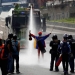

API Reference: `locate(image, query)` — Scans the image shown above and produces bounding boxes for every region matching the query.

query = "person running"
[30,31,51,59]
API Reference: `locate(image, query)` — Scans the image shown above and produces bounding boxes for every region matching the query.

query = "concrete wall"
[41,3,75,20]
[41,6,70,20]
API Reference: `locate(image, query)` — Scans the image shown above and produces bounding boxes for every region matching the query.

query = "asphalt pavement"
[14,29,75,75]
[46,23,75,32]
[0,28,75,75]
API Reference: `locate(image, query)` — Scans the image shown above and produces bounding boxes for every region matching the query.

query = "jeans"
[8,55,13,72]
[12,55,19,72]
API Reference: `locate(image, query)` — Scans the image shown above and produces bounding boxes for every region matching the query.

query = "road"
[19,28,75,75]
[0,28,75,75]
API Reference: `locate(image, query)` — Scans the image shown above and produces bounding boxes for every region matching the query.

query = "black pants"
[62,54,69,73]
[50,53,59,70]
[12,55,19,72]
[69,55,74,72]
[1,59,8,75]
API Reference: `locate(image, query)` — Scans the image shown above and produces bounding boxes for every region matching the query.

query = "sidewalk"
[46,24,75,32]
[15,44,75,75]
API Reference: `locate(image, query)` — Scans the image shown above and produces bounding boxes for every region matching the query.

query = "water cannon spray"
[31,5,32,8]
[28,3,34,9]
[29,30,32,41]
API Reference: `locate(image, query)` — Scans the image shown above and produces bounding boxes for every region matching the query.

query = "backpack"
[61,42,70,54]
[4,39,12,53]
[37,37,46,53]
[0,44,8,59]
[12,40,19,55]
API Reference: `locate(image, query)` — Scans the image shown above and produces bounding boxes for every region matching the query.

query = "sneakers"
[49,69,53,71]
[7,72,14,75]
[70,70,74,73]
[64,71,68,75]
[7,71,20,74]
[16,71,20,74]
[11,72,14,74]
[55,69,59,72]
[49,69,59,72]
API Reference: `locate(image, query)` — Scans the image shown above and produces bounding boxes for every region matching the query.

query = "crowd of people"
[30,31,75,75]
[0,31,75,75]
[0,33,20,75]
[49,34,75,75]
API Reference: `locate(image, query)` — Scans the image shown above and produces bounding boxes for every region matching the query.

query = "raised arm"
[42,33,51,40]
[30,33,36,38]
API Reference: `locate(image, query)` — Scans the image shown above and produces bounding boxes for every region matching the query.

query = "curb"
[47,21,75,28]
[46,25,75,32]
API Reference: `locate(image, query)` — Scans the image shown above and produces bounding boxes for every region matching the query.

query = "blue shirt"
[31,33,50,49]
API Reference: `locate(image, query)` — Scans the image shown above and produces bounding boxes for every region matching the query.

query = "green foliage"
[14,3,20,10]
[14,3,26,15]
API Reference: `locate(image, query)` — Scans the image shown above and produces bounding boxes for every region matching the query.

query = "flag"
[34,39,36,49]
[56,55,62,66]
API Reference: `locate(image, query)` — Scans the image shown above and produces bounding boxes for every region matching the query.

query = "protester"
[0,38,8,75]
[49,34,60,72]
[5,33,13,74]
[68,34,75,73]
[30,31,51,59]
[58,34,71,75]
[12,34,20,74]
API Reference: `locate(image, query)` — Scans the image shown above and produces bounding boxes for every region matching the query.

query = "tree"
[14,3,20,10]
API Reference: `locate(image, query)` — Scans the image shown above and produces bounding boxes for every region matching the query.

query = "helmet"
[68,34,73,39]
[13,34,17,40]
[38,31,42,35]
[64,33,68,37]
[63,33,68,39]
[52,34,58,40]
